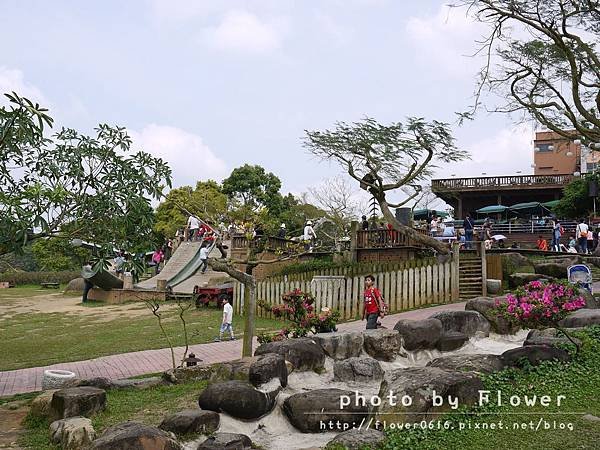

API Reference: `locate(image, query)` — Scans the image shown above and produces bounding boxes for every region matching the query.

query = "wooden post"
[349,221,358,263]
[451,242,460,301]
[481,241,488,297]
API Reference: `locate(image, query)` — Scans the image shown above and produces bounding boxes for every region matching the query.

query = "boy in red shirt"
[362,274,385,329]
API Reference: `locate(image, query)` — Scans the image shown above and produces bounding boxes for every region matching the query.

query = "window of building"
[535,143,553,152]
[587,162,598,172]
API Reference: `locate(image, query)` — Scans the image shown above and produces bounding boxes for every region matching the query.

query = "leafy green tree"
[31,238,91,271]
[459,0,600,146]
[222,165,283,221]
[555,174,598,219]
[154,181,227,239]
[0,92,172,256]
[304,117,468,254]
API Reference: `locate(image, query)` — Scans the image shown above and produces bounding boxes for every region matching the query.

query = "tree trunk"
[379,197,450,255]
[242,279,257,357]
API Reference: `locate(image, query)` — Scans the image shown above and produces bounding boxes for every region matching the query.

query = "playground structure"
[81,219,231,303]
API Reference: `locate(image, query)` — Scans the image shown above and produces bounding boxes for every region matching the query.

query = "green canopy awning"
[476,205,508,214]
[509,202,550,214]
[542,200,560,209]
[413,209,449,220]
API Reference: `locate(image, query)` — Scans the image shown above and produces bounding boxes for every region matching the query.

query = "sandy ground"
[0,290,174,320]
[0,401,28,449]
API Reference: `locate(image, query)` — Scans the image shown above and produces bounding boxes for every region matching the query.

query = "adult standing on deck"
[187,214,201,242]
[463,213,474,249]
[303,220,317,252]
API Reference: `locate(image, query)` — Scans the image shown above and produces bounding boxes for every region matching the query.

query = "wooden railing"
[231,235,299,252]
[432,174,574,191]
[356,228,428,249]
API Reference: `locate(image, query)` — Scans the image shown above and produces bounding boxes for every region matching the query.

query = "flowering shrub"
[258,289,340,340]
[496,280,586,351]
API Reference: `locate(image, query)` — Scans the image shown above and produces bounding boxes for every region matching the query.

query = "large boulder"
[436,332,469,351]
[578,288,600,309]
[393,318,442,351]
[327,428,386,450]
[64,277,86,293]
[559,309,600,327]
[508,273,550,289]
[374,367,483,423]
[50,387,106,420]
[254,338,325,372]
[533,261,571,279]
[333,357,384,383]
[89,421,182,450]
[427,354,505,374]
[524,328,582,348]
[50,417,96,450]
[465,297,520,334]
[30,390,57,419]
[429,310,490,337]
[208,358,256,383]
[313,331,364,360]
[502,345,570,367]
[197,433,253,450]
[283,389,369,433]
[249,353,288,388]
[159,409,219,436]
[362,329,403,361]
[198,380,278,420]
[499,252,531,270]
[486,279,502,295]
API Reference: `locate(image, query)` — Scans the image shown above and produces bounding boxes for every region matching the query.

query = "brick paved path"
[0,302,465,397]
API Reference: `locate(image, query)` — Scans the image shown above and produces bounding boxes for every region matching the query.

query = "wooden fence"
[269,258,436,282]
[232,259,458,320]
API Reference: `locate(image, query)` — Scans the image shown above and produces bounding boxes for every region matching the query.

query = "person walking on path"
[199,243,209,274]
[362,274,385,330]
[576,218,589,254]
[463,213,474,249]
[187,215,201,242]
[215,298,234,341]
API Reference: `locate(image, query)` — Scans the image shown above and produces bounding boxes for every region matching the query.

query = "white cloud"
[405,4,485,77]
[202,10,286,54]
[437,123,534,178]
[131,124,228,188]
[0,66,48,106]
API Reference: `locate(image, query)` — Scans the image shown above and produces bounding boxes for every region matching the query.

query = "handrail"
[432,174,574,191]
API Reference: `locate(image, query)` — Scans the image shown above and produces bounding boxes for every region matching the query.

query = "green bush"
[0,271,80,285]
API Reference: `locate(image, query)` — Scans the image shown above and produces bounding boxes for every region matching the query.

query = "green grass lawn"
[19,379,208,449]
[0,287,283,371]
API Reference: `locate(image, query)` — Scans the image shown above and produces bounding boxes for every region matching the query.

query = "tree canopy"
[304,117,468,253]
[458,0,600,146]
[555,173,598,218]
[0,92,172,256]
[222,164,283,221]
[154,181,227,239]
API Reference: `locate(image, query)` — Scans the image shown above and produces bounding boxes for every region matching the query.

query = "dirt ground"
[0,401,28,449]
[0,290,174,320]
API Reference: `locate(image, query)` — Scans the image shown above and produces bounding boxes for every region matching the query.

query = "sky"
[0,0,538,210]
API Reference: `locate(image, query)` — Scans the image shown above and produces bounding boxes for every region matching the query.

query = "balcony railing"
[231,235,299,252]
[432,174,574,192]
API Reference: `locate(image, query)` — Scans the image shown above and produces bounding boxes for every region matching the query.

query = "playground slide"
[81,265,124,290]
[166,240,217,288]
[135,239,217,291]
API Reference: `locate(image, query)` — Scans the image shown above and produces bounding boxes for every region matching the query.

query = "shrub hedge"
[0,271,80,285]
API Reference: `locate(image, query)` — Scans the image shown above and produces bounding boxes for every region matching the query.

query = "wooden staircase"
[459,255,484,299]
